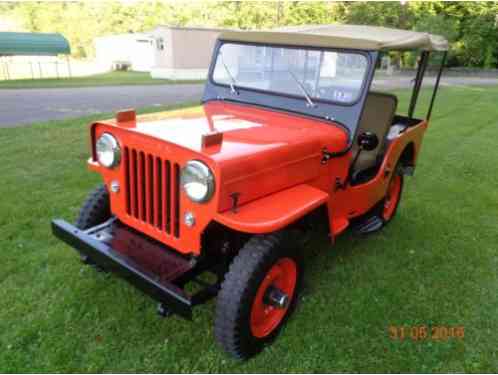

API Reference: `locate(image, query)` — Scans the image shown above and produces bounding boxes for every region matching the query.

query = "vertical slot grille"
[173,163,180,238]
[124,147,180,238]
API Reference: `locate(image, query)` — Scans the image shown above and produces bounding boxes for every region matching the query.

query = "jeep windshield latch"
[321,147,343,164]
[321,148,332,164]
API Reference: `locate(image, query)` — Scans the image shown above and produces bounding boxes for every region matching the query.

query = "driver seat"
[351,92,398,176]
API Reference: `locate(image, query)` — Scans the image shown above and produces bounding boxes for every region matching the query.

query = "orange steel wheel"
[382,173,402,221]
[250,257,297,338]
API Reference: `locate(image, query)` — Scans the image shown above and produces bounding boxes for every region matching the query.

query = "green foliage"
[335,2,414,29]
[280,2,340,26]
[413,14,459,67]
[458,10,498,67]
[0,1,497,67]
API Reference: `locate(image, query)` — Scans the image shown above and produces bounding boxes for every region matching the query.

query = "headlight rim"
[96,132,121,168]
[181,160,215,203]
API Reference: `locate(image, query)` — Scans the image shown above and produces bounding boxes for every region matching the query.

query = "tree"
[457,3,498,68]
[1,0,496,67]
[413,14,459,67]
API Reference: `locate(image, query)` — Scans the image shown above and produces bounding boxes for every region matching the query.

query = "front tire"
[75,184,111,230]
[214,232,302,359]
[75,184,111,266]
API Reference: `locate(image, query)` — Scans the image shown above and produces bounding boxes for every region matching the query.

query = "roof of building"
[219,24,449,51]
[155,25,228,33]
[0,32,70,56]
[95,32,154,41]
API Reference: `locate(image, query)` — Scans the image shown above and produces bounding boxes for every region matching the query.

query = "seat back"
[351,92,398,173]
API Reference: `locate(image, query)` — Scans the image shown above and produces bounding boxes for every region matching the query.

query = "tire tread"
[214,232,297,359]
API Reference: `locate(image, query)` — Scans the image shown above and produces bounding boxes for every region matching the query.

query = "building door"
[132,39,155,72]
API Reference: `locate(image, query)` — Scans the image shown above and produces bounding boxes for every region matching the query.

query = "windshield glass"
[212,43,369,105]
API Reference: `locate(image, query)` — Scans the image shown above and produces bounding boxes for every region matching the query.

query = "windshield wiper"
[287,70,316,108]
[219,52,239,95]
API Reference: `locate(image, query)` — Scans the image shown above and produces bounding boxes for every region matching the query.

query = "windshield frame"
[203,39,379,146]
[209,40,372,108]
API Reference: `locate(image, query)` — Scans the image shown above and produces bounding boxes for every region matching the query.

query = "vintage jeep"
[52,25,448,359]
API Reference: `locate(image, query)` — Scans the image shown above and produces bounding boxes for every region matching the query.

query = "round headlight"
[96,133,120,168]
[181,160,215,203]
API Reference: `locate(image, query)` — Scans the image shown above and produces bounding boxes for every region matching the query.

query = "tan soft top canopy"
[219,24,449,52]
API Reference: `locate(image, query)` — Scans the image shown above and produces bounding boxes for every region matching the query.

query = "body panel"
[90,101,427,254]
[328,120,427,236]
[89,122,219,254]
[89,101,349,254]
[90,99,427,254]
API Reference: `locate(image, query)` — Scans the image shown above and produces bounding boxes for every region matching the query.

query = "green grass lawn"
[0,86,497,372]
[0,71,204,89]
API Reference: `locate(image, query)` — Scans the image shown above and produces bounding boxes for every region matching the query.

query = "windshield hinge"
[321,147,338,164]
[321,146,350,165]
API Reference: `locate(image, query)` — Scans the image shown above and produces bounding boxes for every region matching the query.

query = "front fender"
[214,184,329,234]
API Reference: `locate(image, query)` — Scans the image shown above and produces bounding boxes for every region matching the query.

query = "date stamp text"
[388,325,464,341]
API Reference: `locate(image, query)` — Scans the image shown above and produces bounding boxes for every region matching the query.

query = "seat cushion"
[352,92,398,173]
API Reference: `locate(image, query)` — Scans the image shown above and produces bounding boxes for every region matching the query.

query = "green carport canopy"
[0,32,70,56]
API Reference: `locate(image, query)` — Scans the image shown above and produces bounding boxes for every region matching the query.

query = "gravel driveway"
[0,84,204,128]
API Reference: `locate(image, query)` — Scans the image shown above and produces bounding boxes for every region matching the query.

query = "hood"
[108,101,349,210]
[125,101,348,161]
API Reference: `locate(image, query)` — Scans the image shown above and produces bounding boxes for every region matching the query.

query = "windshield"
[212,43,369,105]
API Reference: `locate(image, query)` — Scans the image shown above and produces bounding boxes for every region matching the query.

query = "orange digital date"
[388,325,464,341]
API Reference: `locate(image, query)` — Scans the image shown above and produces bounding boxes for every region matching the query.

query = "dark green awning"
[0,32,70,56]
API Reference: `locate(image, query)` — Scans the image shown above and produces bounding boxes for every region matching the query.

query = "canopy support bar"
[408,51,429,119]
[426,51,447,121]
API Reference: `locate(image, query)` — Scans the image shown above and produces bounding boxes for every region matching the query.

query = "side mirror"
[357,132,379,151]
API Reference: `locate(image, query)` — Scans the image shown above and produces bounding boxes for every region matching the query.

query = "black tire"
[75,184,111,230]
[75,184,111,266]
[381,164,404,224]
[214,231,302,360]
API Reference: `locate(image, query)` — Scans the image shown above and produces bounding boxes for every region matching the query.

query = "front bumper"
[51,218,219,319]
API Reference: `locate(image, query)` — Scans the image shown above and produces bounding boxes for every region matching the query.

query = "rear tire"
[381,165,404,224]
[75,184,111,266]
[214,231,302,360]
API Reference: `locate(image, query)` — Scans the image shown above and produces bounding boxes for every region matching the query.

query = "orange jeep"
[52,25,448,359]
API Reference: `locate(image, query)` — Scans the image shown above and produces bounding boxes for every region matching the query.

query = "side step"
[352,215,384,235]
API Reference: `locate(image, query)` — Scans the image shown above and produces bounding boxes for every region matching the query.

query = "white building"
[94,26,225,80]
[95,32,157,72]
